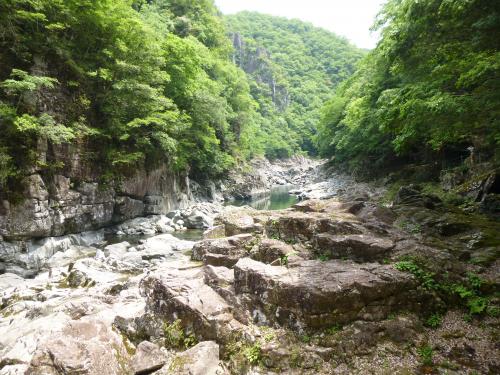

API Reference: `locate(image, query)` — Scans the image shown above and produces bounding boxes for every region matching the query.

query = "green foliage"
[317,0,500,172]
[163,319,196,349]
[299,334,311,344]
[1,69,58,96]
[226,12,364,157]
[317,253,331,262]
[394,260,439,291]
[425,313,443,329]
[244,343,261,365]
[325,324,342,335]
[417,345,434,366]
[395,260,497,318]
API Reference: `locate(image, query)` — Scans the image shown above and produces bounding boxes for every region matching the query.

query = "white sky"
[214,0,386,49]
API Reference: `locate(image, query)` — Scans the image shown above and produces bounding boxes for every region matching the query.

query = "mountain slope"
[225,12,365,156]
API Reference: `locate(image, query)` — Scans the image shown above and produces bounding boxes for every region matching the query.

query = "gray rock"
[131,341,168,375]
[141,266,244,342]
[27,318,132,374]
[233,258,417,329]
[183,209,212,229]
[314,233,394,262]
[191,234,256,267]
[159,341,224,375]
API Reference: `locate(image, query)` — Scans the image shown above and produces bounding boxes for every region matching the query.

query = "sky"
[214,0,386,49]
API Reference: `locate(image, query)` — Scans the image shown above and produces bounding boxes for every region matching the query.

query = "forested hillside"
[316,0,500,175]
[225,12,364,158]
[0,0,259,197]
[0,1,364,200]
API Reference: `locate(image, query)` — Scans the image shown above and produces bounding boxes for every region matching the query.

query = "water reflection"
[227,184,298,211]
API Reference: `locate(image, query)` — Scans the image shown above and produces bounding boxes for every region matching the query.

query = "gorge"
[0,0,499,374]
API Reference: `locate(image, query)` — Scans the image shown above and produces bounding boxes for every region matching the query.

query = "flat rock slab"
[314,233,395,262]
[234,258,416,329]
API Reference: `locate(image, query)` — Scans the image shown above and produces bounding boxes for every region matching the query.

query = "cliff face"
[0,166,191,242]
[0,139,194,275]
[231,33,290,111]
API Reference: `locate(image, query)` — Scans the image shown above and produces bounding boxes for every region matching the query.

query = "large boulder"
[191,234,256,267]
[215,207,263,236]
[27,319,132,374]
[252,239,295,265]
[131,341,168,375]
[140,266,244,342]
[234,258,417,329]
[394,185,442,209]
[157,341,226,375]
[314,234,394,262]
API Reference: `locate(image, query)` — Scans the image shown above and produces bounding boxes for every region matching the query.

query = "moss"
[112,342,131,374]
[118,330,136,356]
[168,354,192,372]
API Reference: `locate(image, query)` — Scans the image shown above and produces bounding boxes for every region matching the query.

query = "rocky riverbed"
[0,160,498,374]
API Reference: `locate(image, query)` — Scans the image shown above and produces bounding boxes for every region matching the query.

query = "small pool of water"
[226,184,298,211]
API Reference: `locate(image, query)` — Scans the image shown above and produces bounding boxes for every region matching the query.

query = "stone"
[0,272,25,290]
[203,225,226,239]
[191,234,256,267]
[46,245,97,268]
[394,185,442,209]
[131,341,168,375]
[159,341,224,375]
[215,208,263,236]
[233,258,416,329]
[314,234,394,262]
[253,239,294,264]
[183,209,212,229]
[27,318,132,374]
[141,266,243,342]
[113,196,145,222]
[66,258,123,287]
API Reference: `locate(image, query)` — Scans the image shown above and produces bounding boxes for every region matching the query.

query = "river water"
[225,184,298,211]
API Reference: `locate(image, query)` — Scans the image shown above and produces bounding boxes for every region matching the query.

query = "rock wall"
[0,163,193,275]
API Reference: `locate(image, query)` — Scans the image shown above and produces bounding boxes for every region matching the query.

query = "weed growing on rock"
[325,324,342,334]
[317,253,330,262]
[299,334,311,343]
[394,260,498,319]
[425,313,443,328]
[244,343,261,365]
[163,319,197,349]
[394,260,438,291]
[417,344,434,366]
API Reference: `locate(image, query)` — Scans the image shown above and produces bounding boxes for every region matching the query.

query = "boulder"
[158,341,225,375]
[27,319,132,374]
[66,258,124,288]
[215,208,263,236]
[234,258,416,329]
[131,341,168,375]
[140,267,243,342]
[253,239,295,264]
[191,234,256,267]
[183,209,212,229]
[314,234,394,262]
[203,225,226,239]
[394,185,442,209]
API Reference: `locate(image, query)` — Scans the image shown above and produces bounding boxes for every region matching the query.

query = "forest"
[316,0,500,176]
[0,0,362,197]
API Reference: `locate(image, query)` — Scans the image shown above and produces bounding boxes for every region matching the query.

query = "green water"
[227,184,298,211]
